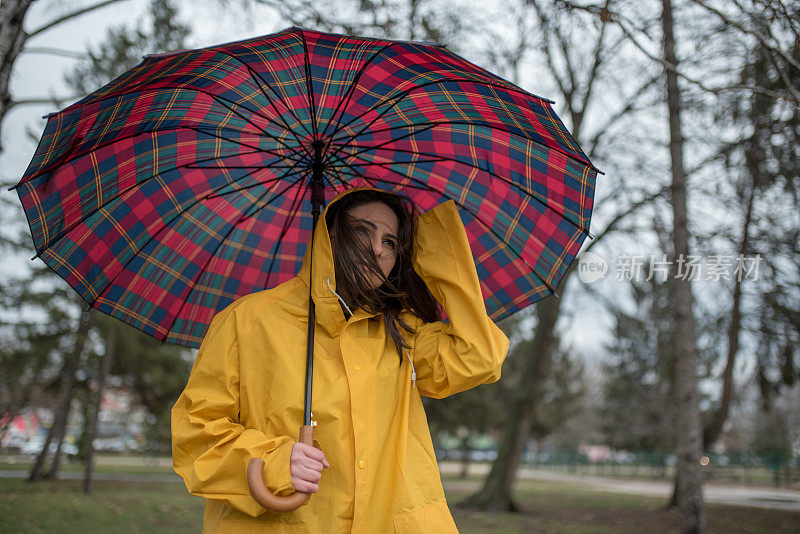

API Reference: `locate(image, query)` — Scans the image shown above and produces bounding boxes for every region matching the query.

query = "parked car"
[435,448,498,461]
[92,437,127,452]
[21,438,78,459]
[469,449,498,461]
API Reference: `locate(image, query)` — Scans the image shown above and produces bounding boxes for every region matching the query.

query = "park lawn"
[0,456,174,476]
[0,462,174,477]
[1,475,799,533]
[0,478,202,533]
[444,475,800,534]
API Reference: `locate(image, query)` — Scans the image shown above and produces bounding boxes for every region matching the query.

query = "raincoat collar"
[296,186,383,336]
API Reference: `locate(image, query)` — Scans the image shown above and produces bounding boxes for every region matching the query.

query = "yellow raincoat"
[171,188,510,533]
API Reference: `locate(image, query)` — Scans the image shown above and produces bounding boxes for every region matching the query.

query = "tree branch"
[557,0,800,103]
[585,72,661,159]
[530,1,573,102]
[27,0,132,39]
[584,184,670,254]
[576,0,612,132]
[21,46,86,59]
[689,0,800,72]
[9,96,84,109]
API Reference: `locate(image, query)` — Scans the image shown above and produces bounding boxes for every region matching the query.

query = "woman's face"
[346,201,399,289]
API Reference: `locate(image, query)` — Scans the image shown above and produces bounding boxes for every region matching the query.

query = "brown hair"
[325,189,441,363]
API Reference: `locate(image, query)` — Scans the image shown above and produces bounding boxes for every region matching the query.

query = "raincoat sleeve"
[171,305,297,517]
[409,199,510,399]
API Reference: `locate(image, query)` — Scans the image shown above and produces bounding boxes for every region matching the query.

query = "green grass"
[0,473,798,533]
[444,475,800,534]
[0,478,202,533]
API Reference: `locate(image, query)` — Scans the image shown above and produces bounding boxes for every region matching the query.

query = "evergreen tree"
[601,276,675,453]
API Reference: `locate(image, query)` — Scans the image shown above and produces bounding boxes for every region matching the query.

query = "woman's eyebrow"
[354,218,398,240]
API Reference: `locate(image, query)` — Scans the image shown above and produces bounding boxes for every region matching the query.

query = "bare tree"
[661,0,706,531]
[457,0,671,512]
[28,311,91,481]
[0,0,130,154]
[82,322,116,494]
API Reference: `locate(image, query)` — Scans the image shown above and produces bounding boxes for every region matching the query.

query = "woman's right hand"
[289,442,330,493]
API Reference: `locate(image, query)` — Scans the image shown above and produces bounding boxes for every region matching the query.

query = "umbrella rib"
[209,48,315,150]
[323,166,354,195]
[210,46,313,138]
[193,89,293,141]
[74,171,290,302]
[325,123,440,163]
[23,81,316,187]
[330,132,591,235]
[338,77,560,130]
[324,81,444,150]
[137,45,309,148]
[330,143,592,237]
[328,155,563,297]
[298,31,320,139]
[31,146,299,255]
[195,88,311,160]
[328,121,440,148]
[262,175,311,289]
[330,112,597,176]
[333,165,434,193]
[327,77,588,164]
[191,89,310,160]
[18,114,304,191]
[87,164,301,315]
[186,125,312,168]
[185,163,307,170]
[161,170,310,341]
[437,46,556,104]
[317,42,397,140]
[190,124,305,159]
[330,155,451,171]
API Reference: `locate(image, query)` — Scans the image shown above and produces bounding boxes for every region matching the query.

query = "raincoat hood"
[295,186,384,336]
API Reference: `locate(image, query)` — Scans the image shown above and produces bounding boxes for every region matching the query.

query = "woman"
[171,187,509,533]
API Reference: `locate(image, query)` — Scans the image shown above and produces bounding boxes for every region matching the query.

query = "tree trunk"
[83,325,116,494]
[703,183,753,449]
[0,0,33,153]
[28,312,90,482]
[45,412,69,479]
[458,289,562,512]
[661,1,707,532]
[459,434,471,478]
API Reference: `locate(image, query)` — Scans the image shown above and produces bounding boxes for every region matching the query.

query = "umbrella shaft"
[304,170,325,426]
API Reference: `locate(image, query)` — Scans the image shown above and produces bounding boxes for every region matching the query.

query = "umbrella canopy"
[14,26,599,348]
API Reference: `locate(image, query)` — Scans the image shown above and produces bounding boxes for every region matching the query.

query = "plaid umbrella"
[14,26,598,351]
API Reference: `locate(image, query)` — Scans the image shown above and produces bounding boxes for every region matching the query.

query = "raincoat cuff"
[261,438,296,498]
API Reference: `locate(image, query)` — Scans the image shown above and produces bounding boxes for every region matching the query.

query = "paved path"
[4,463,799,513]
[438,462,800,512]
[0,469,181,483]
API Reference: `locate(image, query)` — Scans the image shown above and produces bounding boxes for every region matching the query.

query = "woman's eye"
[383,239,396,250]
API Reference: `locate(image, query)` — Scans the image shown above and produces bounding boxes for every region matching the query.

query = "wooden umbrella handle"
[247,424,316,513]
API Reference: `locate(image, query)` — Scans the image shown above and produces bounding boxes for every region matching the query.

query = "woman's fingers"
[292,465,321,493]
[289,442,330,493]
[300,442,330,468]
[291,476,319,494]
[297,465,323,483]
[292,442,330,469]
